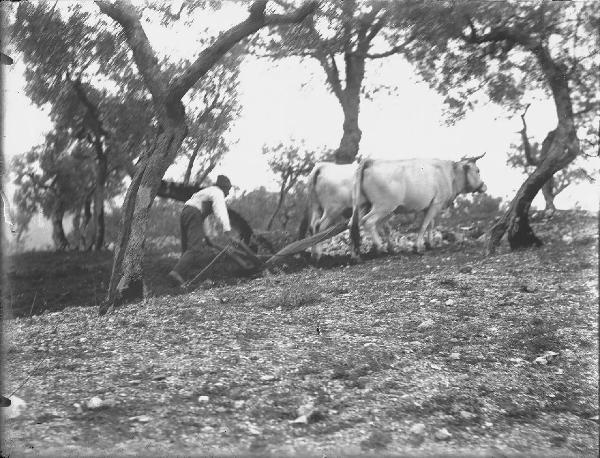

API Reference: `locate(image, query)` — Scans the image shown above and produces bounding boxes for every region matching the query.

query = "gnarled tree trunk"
[518,110,558,214]
[486,41,580,254]
[71,207,82,250]
[81,196,92,250]
[487,134,577,253]
[541,179,556,213]
[51,204,70,251]
[106,122,187,307]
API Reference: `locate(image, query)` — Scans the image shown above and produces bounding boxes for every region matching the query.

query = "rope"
[182,242,231,289]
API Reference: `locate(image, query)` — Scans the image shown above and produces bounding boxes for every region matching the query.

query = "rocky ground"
[2,210,598,456]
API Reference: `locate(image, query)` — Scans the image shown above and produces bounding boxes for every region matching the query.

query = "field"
[2,210,598,456]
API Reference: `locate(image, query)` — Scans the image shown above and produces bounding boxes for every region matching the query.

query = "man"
[168,174,236,287]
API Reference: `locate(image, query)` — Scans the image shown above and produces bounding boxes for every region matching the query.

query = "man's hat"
[216,174,232,190]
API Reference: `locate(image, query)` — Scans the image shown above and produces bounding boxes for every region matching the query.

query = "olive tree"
[394,1,598,252]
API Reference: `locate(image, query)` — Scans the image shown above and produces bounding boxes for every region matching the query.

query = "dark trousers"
[171,205,206,279]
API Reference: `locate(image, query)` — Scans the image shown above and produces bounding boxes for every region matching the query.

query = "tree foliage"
[230,181,308,232]
[254,0,416,163]
[11,131,93,250]
[392,1,598,251]
[178,52,242,185]
[396,1,598,127]
[263,140,324,229]
[12,1,155,249]
[12,133,90,216]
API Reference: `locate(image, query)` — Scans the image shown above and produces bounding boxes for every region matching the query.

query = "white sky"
[2,1,598,248]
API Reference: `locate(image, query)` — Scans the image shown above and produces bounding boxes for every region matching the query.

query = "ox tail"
[349,159,370,256]
[298,164,321,240]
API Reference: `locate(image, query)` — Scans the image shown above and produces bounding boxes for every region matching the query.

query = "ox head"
[459,153,487,193]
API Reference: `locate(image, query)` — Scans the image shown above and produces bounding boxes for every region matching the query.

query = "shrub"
[229,183,308,233]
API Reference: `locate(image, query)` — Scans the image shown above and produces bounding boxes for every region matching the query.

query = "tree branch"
[461,15,536,50]
[68,75,110,141]
[573,100,600,117]
[313,47,344,104]
[327,52,344,101]
[519,104,539,166]
[363,5,386,46]
[168,0,317,101]
[366,33,415,59]
[95,0,167,104]
[554,174,570,195]
[341,0,356,55]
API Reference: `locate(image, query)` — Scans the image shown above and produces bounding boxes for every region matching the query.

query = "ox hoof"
[413,246,425,256]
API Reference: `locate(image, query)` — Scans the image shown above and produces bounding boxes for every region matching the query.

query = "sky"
[2,1,598,249]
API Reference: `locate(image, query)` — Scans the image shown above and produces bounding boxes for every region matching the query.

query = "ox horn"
[462,152,486,162]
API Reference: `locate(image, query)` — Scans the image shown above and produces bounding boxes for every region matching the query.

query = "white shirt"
[184,186,231,232]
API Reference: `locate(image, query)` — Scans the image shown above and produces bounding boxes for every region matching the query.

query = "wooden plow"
[184,222,348,289]
[263,222,348,266]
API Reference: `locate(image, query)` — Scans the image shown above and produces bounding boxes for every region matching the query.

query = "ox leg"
[311,213,333,262]
[350,206,365,261]
[417,204,441,253]
[379,214,397,254]
[361,207,391,255]
[307,208,321,260]
[426,217,435,249]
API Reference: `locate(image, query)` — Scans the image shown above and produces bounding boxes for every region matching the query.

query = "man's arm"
[210,188,232,233]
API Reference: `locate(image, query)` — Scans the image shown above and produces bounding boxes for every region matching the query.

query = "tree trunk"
[92,141,107,250]
[519,113,559,214]
[334,54,365,164]
[281,206,291,230]
[267,184,288,230]
[183,141,202,185]
[195,159,219,186]
[541,178,556,212]
[103,123,187,310]
[51,204,70,251]
[71,207,82,250]
[487,126,578,253]
[81,196,92,250]
[486,44,579,254]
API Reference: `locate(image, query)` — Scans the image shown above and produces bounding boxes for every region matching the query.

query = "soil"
[2,210,598,456]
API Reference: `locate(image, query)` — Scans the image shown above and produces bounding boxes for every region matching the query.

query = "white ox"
[349,154,487,259]
[298,162,355,260]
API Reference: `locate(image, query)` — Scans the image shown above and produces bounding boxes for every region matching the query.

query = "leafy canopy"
[395,1,599,127]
